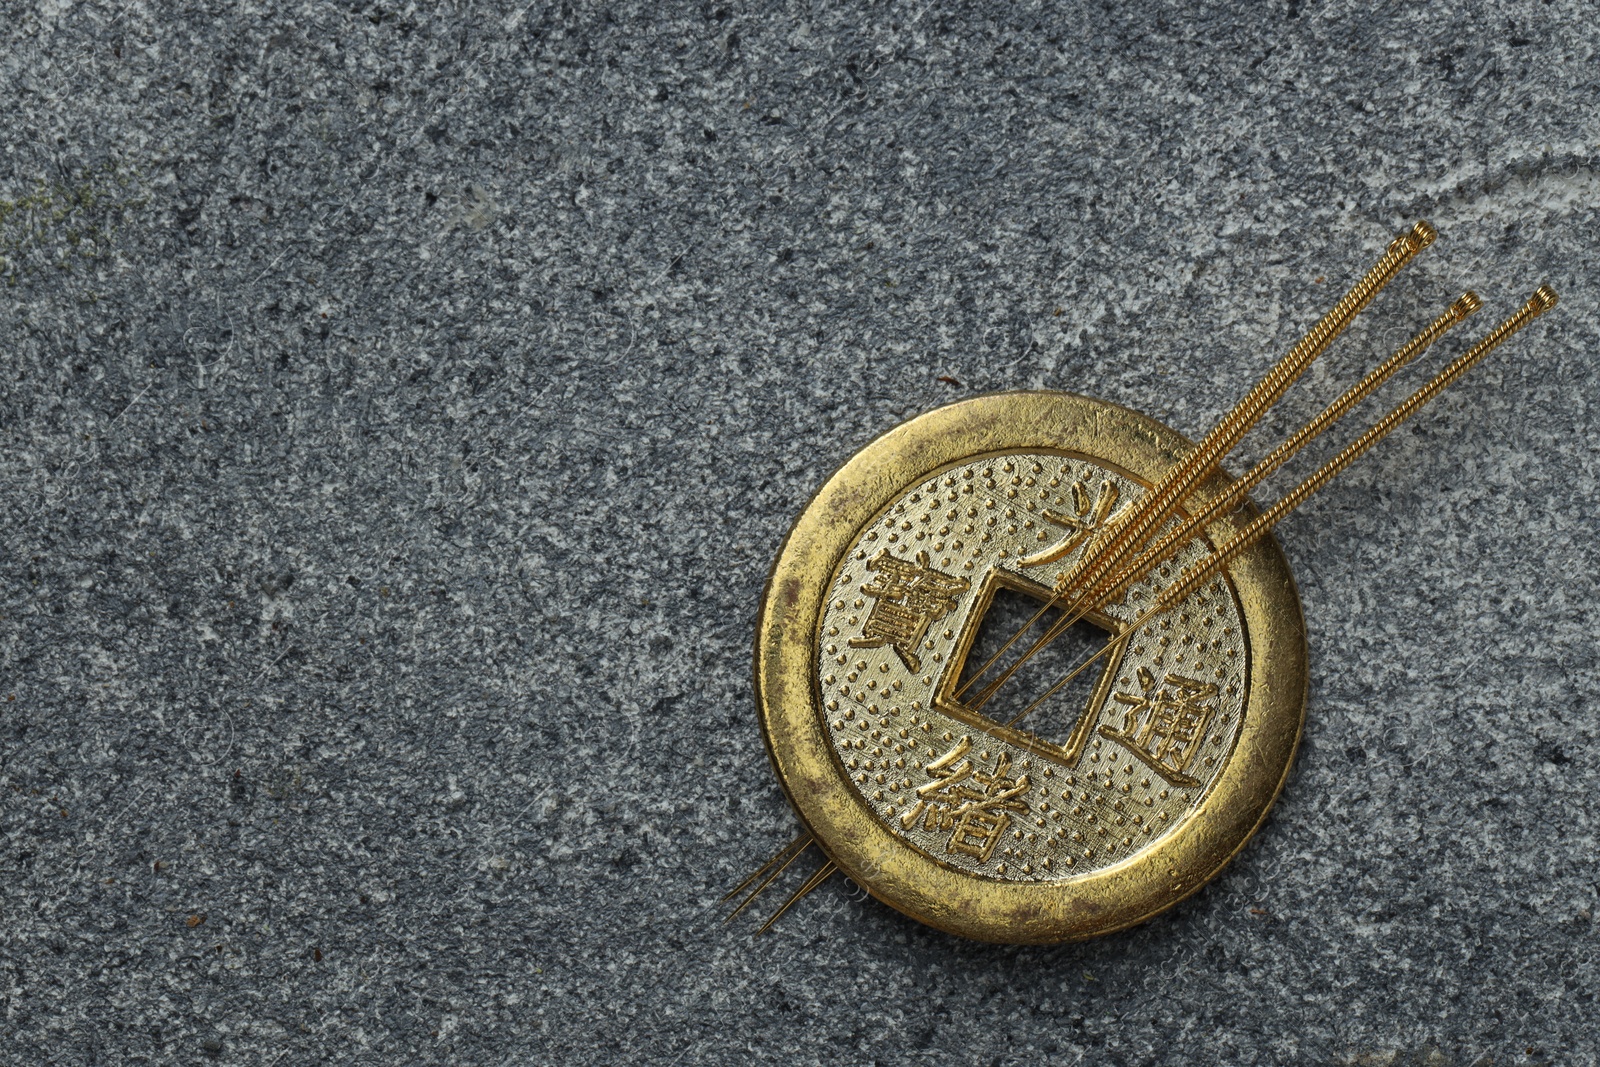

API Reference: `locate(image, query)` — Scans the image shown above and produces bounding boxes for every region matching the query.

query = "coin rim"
[754,390,1308,943]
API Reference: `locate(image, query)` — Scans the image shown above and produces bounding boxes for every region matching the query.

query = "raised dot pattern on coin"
[816,452,1248,883]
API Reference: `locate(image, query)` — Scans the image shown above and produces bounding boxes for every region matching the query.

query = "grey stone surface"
[1,1,1597,1063]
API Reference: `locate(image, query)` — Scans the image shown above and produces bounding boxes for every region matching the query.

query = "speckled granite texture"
[1,2,1596,1064]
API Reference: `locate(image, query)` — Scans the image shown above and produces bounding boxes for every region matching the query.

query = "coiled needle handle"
[1093,290,1483,608]
[1053,221,1438,615]
[1157,285,1558,611]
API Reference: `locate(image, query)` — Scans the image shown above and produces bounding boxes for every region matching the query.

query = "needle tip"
[1533,285,1559,313]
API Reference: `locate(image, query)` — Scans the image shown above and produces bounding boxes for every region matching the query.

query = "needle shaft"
[725,836,811,922]
[755,859,837,936]
[722,831,810,903]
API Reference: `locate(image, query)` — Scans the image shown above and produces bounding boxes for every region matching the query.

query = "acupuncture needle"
[999,285,1558,731]
[953,221,1436,704]
[969,287,1484,713]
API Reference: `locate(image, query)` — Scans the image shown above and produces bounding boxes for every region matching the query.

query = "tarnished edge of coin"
[754,390,1308,943]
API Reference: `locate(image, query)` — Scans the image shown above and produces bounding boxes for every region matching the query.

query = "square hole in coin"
[947,578,1120,753]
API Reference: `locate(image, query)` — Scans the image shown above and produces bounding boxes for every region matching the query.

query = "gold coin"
[755,390,1307,943]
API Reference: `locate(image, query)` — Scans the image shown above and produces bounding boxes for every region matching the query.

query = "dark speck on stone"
[2,1,1596,1063]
